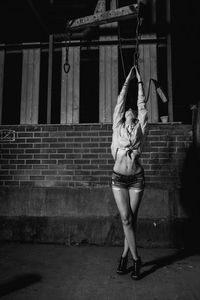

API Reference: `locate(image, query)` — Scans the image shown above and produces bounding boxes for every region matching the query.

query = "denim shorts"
[111,170,145,191]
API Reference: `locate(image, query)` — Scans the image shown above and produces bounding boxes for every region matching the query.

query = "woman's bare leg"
[129,189,143,259]
[122,237,129,257]
[112,187,139,260]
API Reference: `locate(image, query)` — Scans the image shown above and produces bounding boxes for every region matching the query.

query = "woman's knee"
[121,214,132,226]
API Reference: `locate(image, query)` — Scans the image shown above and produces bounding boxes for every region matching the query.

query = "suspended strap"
[146,78,168,103]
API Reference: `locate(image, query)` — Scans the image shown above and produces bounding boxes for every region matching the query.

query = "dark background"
[0,0,199,123]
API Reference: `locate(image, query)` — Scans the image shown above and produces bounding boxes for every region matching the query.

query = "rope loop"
[63,20,72,74]
[63,62,70,74]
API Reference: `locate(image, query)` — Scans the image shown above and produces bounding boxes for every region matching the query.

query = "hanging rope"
[116,1,168,107]
[133,3,143,68]
[63,20,72,74]
[117,0,143,80]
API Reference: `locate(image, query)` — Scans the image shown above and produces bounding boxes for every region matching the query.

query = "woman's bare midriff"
[113,149,142,176]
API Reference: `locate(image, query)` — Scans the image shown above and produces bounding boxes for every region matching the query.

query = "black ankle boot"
[116,255,128,275]
[130,257,141,279]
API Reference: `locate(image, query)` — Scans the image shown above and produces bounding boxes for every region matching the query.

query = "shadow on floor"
[140,249,194,279]
[0,273,42,298]
[123,249,193,279]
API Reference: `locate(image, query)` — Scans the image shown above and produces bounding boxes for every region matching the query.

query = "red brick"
[2,154,16,159]
[18,133,33,137]
[5,181,19,186]
[83,143,98,148]
[74,160,90,164]
[26,138,41,143]
[49,154,65,159]
[82,154,98,159]
[30,176,45,180]
[34,132,49,137]
[17,165,33,169]
[42,170,57,175]
[33,165,48,169]
[58,159,74,164]
[34,143,49,148]
[34,154,49,159]
[26,160,40,164]
[10,160,25,164]
[0,123,192,188]
[14,175,29,180]
[42,159,57,164]
[2,165,16,169]
[18,155,33,159]
[18,144,33,148]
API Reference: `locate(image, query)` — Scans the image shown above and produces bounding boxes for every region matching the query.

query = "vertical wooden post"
[166,0,173,122]
[20,47,40,124]
[47,34,53,124]
[139,34,158,123]
[60,45,80,124]
[99,0,118,123]
[0,47,5,125]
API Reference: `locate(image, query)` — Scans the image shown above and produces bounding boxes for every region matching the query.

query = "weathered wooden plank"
[26,49,34,124]
[99,0,118,123]
[150,41,158,122]
[99,46,105,122]
[111,43,118,116]
[47,34,53,124]
[32,48,40,124]
[20,48,40,124]
[105,45,112,121]
[61,47,67,124]
[99,0,107,123]
[144,43,151,118]
[67,47,74,123]
[72,46,80,123]
[69,4,138,31]
[0,49,5,125]
[166,0,173,122]
[139,34,158,123]
[99,44,118,123]
[61,45,80,124]
[20,49,28,124]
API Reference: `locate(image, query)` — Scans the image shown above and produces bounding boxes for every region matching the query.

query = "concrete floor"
[0,243,200,300]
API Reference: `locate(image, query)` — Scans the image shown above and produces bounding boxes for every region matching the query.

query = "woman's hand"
[135,66,142,82]
[126,66,135,82]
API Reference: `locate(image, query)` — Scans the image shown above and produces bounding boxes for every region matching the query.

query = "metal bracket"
[0,130,16,142]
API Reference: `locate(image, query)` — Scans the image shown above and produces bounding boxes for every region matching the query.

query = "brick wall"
[0,123,196,247]
[0,123,192,188]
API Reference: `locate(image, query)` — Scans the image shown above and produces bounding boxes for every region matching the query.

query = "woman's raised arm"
[135,66,148,134]
[112,66,135,129]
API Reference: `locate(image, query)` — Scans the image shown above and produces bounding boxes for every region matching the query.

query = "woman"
[111,65,148,280]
